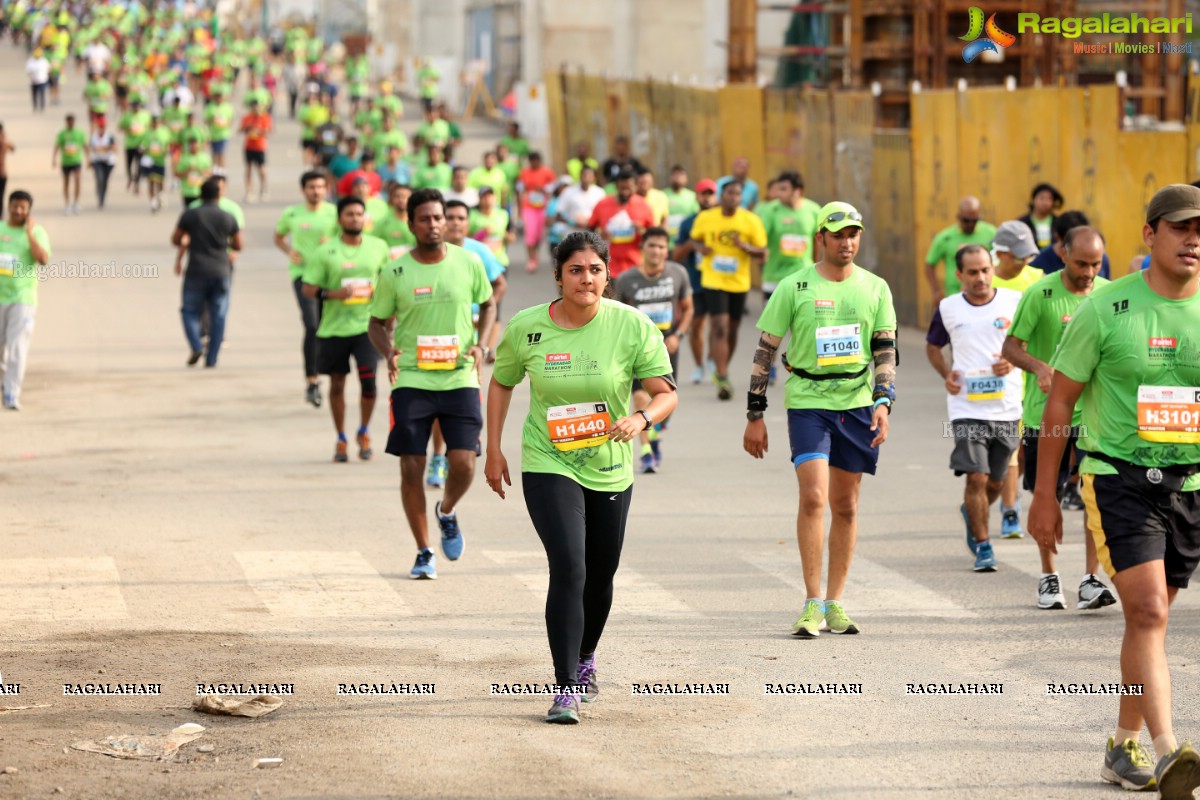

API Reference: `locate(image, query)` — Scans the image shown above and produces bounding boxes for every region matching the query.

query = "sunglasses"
[823,211,863,224]
[958,216,980,223]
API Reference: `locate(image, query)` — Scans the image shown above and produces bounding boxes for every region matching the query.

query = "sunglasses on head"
[823,211,863,225]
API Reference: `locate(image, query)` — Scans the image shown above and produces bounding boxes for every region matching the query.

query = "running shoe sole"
[1079,588,1117,610]
[1037,598,1066,610]
[1100,765,1155,792]
[409,573,437,580]
[1157,746,1200,799]
[545,712,579,724]
[829,624,859,635]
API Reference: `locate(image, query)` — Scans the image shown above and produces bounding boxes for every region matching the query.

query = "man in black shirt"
[600,135,645,187]
[172,177,242,367]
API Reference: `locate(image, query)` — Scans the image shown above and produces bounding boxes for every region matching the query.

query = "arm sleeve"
[925,306,950,347]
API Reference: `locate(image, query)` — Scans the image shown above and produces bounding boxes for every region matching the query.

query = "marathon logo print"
[1149,337,1178,364]
[414,287,432,297]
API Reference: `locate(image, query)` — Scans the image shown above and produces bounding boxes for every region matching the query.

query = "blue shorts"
[210,139,228,156]
[787,407,879,475]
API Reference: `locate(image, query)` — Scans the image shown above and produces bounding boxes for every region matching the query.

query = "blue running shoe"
[436,500,464,560]
[974,540,997,572]
[578,656,599,703]
[1000,508,1024,539]
[425,454,445,488]
[639,451,656,474]
[961,504,977,555]
[410,549,437,580]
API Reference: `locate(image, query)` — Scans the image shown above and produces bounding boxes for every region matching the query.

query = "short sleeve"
[675,217,694,247]
[673,265,692,299]
[1008,286,1040,343]
[491,320,525,388]
[756,281,793,338]
[689,212,708,242]
[924,231,943,266]
[32,226,51,263]
[925,306,950,347]
[300,246,328,288]
[1050,294,1101,383]
[632,315,673,380]
[369,263,397,320]
[872,279,897,332]
[470,252,494,305]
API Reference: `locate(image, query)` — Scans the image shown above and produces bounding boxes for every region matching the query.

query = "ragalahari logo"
[961,7,1016,62]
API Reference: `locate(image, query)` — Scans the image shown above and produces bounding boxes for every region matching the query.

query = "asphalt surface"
[0,42,1198,800]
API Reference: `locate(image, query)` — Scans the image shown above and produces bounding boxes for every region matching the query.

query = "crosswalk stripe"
[234,551,411,617]
[743,553,979,619]
[0,558,129,621]
[483,550,699,617]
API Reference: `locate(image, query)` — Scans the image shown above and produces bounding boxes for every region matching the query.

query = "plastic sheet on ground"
[192,694,283,718]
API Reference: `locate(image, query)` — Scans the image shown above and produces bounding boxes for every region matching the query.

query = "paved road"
[0,43,1197,800]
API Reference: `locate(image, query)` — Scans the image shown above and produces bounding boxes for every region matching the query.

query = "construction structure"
[742,0,1193,126]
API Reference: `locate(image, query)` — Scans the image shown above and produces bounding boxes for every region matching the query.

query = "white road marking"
[0,558,129,621]
[744,553,978,618]
[234,551,411,617]
[483,550,699,617]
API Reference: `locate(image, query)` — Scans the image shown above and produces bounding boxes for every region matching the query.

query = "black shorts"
[692,288,712,317]
[302,137,316,151]
[949,419,1019,482]
[386,387,482,456]
[143,164,166,181]
[1083,472,1200,587]
[316,332,377,375]
[245,149,265,166]
[1023,426,1079,495]
[61,164,81,175]
[705,289,746,321]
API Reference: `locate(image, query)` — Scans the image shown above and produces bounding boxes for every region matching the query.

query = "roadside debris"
[193,694,282,718]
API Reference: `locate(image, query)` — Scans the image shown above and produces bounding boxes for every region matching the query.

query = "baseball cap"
[1145,184,1200,224]
[817,201,865,233]
[696,179,717,194]
[993,220,1038,260]
[479,186,495,196]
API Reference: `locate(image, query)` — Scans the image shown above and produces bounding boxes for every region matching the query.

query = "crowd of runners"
[2,1,1200,795]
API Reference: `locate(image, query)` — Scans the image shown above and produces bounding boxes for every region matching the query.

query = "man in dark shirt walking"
[172,177,242,367]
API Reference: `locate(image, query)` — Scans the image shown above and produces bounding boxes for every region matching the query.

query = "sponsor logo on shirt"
[546,353,570,363]
[815,299,834,308]
[414,286,432,297]
[993,317,1011,330]
[1148,336,1179,364]
[1150,337,1177,348]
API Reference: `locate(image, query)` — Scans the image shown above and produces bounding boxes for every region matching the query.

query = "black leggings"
[293,277,321,378]
[92,162,113,207]
[522,472,633,687]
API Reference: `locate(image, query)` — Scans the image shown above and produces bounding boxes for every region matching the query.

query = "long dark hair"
[552,231,615,298]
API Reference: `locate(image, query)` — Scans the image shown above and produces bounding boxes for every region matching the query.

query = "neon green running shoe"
[791,600,825,638]
[823,601,860,635]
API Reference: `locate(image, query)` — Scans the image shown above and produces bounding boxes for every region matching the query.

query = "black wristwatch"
[746,411,764,422]
[635,409,653,430]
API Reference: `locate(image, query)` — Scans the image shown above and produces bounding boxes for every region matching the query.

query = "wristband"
[872,383,896,405]
[747,392,767,412]
[318,288,328,301]
[873,397,892,409]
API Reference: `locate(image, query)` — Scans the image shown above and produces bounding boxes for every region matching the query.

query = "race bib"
[485,236,503,254]
[781,233,808,258]
[965,368,1006,402]
[814,323,862,367]
[139,155,153,168]
[388,245,411,260]
[417,335,459,370]
[341,277,373,305]
[606,212,635,244]
[187,171,203,188]
[1137,385,1200,443]
[527,191,546,208]
[712,255,738,274]
[130,123,144,135]
[640,301,673,331]
[214,117,228,128]
[0,253,15,277]
[666,214,683,235]
[64,143,79,155]
[547,402,611,451]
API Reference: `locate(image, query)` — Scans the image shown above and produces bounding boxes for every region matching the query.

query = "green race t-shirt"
[499,135,528,159]
[1009,270,1109,427]
[372,210,417,260]
[176,152,213,199]
[469,208,510,267]
[142,127,173,166]
[760,197,821,286]
[664,188,699,239]
[925,222,997,295]
[413,162,452,190]
[370,130,408,161]
[368,244,493,391]
[119,109,152,148]
[84,79,112,113]
[204,101,234,141]
[303,236,390,338]
[1051,272,1200,489]
[275,202,339,280]
[493,298,674,492]
[0,223,52,306]
[56,128,88,167]
[756,264,897,411]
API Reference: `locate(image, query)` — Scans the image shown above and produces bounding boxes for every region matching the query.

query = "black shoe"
[187,350,203,366]
[1060,483,1085,511]
[305,382,322,408]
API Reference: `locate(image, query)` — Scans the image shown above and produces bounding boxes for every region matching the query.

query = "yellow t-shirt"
[691,207,768,293]
[644,188,670,227]
[992,265,1045,294]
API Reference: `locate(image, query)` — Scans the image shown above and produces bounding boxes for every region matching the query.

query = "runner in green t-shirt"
[52,113,87,213]
[744,201,897,639]
[203,91,234,171]
[371,184,417,262]
[924,196,997,301]
[467,152,507,198]
[140,115,173,213]
[83,74,113,131]
[484,229,677,724]
[118,101,151,194]
[495,143,521,207]
[664,165,699,241]
[367,188,496,581]
[468,189,512,268]
[416,60,440,112]
[412,145,452,190]
[1029,185,1200,797]
[301,196,391,463]
[1003,225,1113,612]
[275,171,339,406]
[759,171,821,297]
[0,191,53,410]
[174,137,213,206]
[498,121,529,160]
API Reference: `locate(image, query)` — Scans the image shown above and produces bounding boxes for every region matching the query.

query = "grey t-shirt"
[613,261,692,335]
[177,203,239,280]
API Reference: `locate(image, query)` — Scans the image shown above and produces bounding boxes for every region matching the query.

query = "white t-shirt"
[86,43,112,73]
[26,57,51,85]
[90,132,117,165]
[936,288,1023,422]
[444,188,480,208]
[556,184,607,228]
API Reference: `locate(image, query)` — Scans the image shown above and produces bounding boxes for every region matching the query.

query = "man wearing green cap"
[1029,184,1200,797]
[742,201,897,639]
